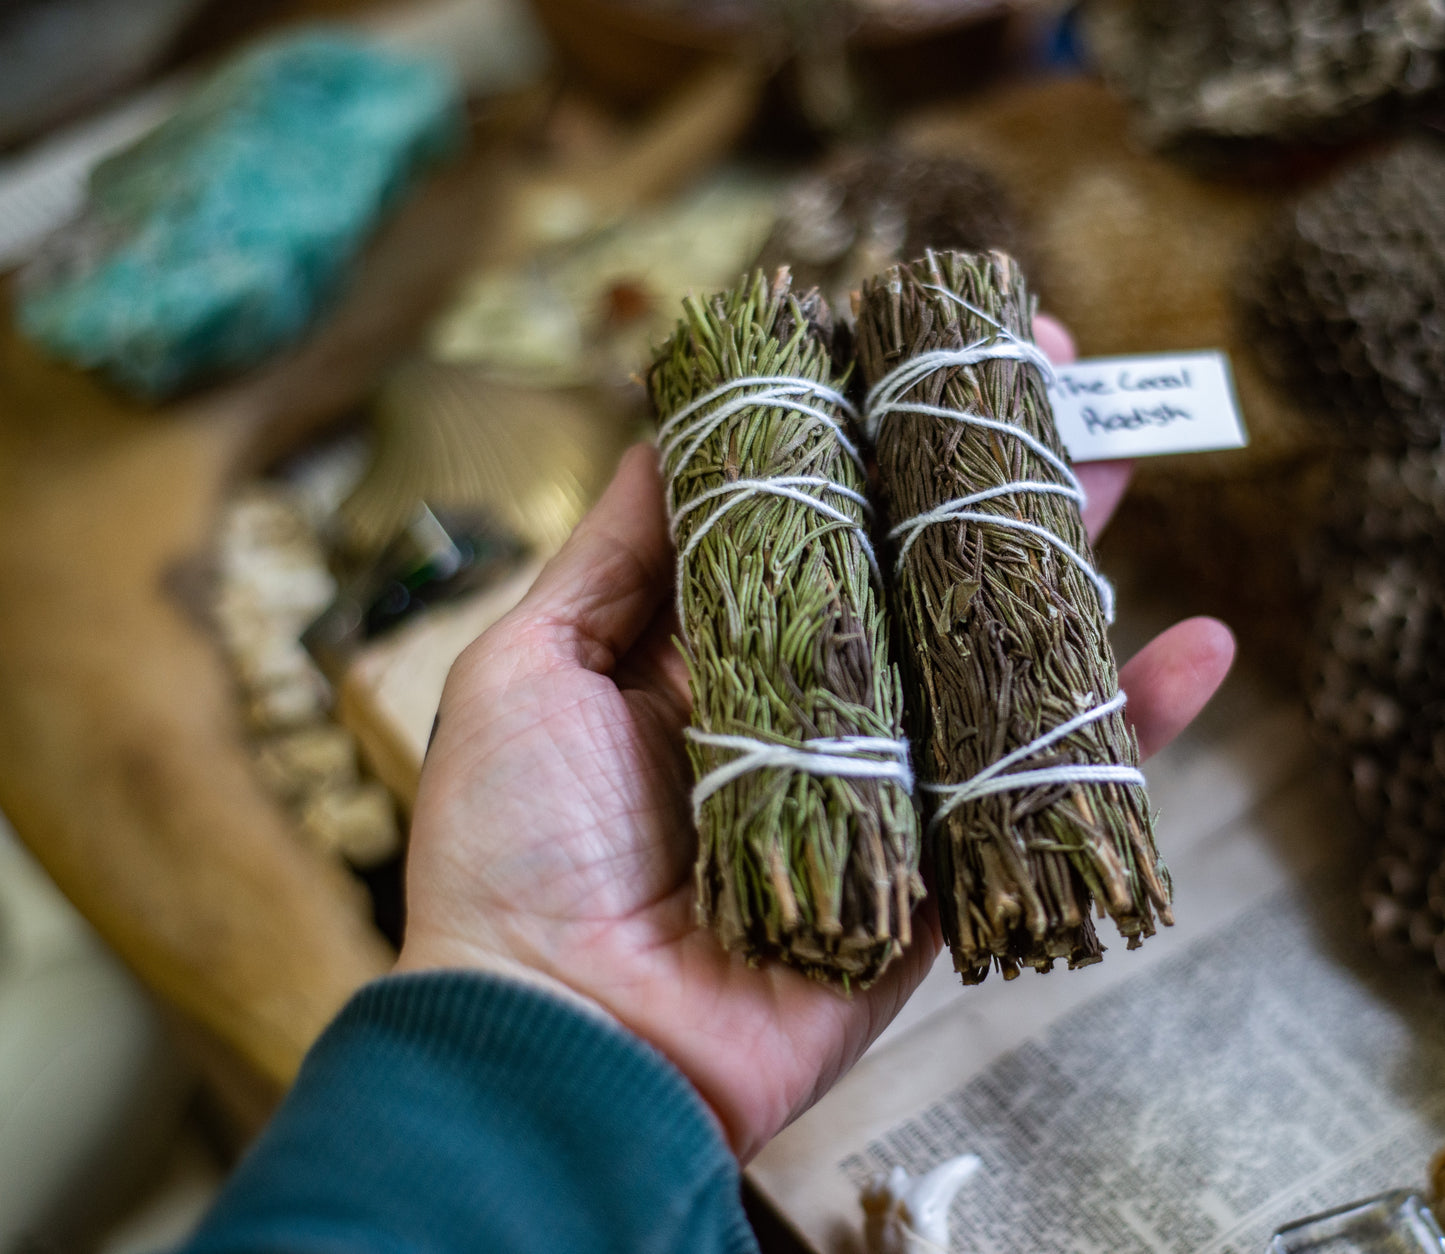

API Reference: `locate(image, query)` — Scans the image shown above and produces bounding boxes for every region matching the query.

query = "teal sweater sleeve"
[180,973,761,1254]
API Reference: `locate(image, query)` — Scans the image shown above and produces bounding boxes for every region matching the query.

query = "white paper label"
[1046,350,1248,462]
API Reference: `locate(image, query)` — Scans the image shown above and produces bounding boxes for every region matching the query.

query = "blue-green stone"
[17,30,463,399]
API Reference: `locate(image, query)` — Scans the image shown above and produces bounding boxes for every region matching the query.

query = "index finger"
[1035,313,1133,540]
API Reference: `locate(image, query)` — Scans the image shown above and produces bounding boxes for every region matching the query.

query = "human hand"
[395,318,1235,1162]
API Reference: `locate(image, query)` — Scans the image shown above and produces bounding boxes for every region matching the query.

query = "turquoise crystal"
[17,30,463,398]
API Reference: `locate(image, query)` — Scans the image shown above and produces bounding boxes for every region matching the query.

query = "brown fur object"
[757,147,1023,316]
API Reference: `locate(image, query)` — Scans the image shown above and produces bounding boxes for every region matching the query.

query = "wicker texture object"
[1237,134,1445,977]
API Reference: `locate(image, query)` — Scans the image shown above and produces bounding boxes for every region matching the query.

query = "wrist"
[393,935,619,1028]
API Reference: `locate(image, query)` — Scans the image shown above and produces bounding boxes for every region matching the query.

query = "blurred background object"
[0,0,214,149]
[335,364,631,560]
[1244,132,1445,981]
[429,170,777,385]
[0,813,200,1252]
[0,0,547,271]
[1238,135,1445,450]
[757,144,1022,316]
[1084,0,1445,155]
[15,30,465,398]
[526,0,1062,125]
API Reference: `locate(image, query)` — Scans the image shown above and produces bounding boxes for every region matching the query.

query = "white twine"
[864,371,1080,494]
[661,373,882,626]
[670,475,881,585]
[861,294,1116,623]
[921,282,1059,384]
[890,495,1113,622]
[686,729,913,822]
[658,376,863,517]
[921,692,1144,833]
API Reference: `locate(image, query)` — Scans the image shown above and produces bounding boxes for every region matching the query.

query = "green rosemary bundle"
[854,250,1170,983]
[649,270,922,986]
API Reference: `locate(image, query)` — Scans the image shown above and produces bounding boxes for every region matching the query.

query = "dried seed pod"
[1326,441,1445,555]
[1268,138,1445,974]
[1086,0,1445,149]
[1306,526,1445,976]
[1238,138,1445,449]
[854,250,1168,983]
[649,269,922,986]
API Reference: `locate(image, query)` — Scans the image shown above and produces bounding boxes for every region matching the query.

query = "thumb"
[506,443,674,675]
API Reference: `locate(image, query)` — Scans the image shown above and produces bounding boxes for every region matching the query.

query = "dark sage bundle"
[854,250,1171,983]
[649,270,922,986]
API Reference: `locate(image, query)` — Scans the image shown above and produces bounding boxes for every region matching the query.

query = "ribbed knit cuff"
[183,972,760,1254]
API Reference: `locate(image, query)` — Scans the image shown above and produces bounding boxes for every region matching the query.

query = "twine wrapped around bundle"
[854,250,1170,983]
[649,269,922,986]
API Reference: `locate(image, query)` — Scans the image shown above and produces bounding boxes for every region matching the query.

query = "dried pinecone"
[1238,137,1445,449]
[1085,0,1445,148]
[756,147,1023,317]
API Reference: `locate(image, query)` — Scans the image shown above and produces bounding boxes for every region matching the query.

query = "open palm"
[398,330,1234,1163]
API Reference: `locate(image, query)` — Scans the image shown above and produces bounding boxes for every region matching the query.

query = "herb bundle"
[854,250,1170,982]
[649,270,922,986]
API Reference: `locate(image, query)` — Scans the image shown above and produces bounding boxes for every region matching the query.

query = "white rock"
[860,1154,981,1254]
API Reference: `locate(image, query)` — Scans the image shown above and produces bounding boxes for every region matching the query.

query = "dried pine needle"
[649,269,922,986]
[854,250,1171,984]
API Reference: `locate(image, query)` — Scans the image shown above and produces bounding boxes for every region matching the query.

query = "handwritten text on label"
[1045,351,1248,462]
